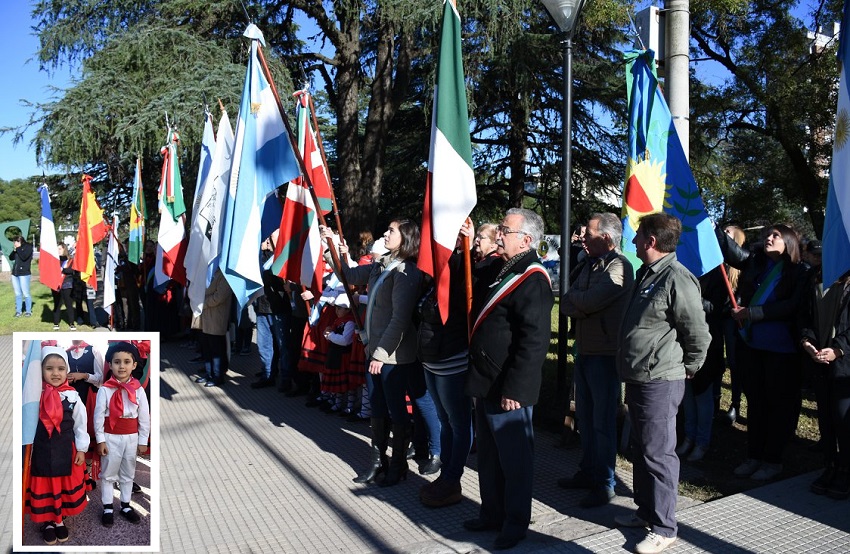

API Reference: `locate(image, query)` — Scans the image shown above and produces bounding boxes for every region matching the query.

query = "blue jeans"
[574,354,620,490]
[683,381,714,447]
[367,361,413,422]
[11,274,32,314]
[256,312,289,381]
[424,369,472,481]
[412,388,442,457]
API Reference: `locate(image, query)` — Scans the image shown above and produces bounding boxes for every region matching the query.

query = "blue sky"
[0,2,73,181]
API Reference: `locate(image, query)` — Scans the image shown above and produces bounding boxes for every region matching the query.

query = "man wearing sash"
[615,213,710,554]
[464,208,553,551]
[558,213,634,508]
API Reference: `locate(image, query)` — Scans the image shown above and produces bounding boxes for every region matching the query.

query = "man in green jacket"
[615,213,710,554]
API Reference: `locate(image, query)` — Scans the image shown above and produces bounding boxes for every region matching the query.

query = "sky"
[0,2,74,181]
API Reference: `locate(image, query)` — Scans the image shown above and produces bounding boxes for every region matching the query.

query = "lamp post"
[540,0,588,402]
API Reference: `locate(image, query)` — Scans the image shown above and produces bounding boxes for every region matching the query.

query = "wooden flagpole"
[256,45,363,331]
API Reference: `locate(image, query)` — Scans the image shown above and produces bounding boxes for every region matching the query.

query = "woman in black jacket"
[10,235,34,317]
[800,269,850,499]
[718,224,808,481]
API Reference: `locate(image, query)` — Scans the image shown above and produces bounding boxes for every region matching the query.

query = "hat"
[333,294,351,309]
[806,239,822,254]
[370,238,388,256]
[41,346,69,369]
[105,341,141,363]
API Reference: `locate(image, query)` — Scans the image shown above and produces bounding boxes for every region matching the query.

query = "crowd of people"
[13,206,850,553]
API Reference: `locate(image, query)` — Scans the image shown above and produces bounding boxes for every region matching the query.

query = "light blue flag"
[219,24,301,309]
[22,340,43,445]
[823,3,850,286]
[621,50,723,277]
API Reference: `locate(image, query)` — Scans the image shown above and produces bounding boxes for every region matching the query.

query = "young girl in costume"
[322,294,358,413]
[94,341,150,526]
[25,345,90,545]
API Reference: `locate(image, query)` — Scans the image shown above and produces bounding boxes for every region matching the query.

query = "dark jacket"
[466,250,554,406]
[416,252,469,364]
[11,241,33,276]
[800,276,850,379]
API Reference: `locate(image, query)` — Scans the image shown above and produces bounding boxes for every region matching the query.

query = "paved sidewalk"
[2,333,849,553]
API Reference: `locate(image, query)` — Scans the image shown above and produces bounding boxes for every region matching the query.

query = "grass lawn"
[0,266,69,334]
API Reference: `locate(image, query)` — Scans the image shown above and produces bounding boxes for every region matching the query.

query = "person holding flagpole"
[324,219,423,487]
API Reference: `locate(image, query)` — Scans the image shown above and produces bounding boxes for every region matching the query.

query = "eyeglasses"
[497,225,527,237]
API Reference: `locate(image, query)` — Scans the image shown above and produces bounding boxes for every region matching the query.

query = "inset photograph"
[13,331,160,551]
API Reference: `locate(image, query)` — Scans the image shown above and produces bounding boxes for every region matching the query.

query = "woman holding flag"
[325,219,423,487]
[717,224,808,481]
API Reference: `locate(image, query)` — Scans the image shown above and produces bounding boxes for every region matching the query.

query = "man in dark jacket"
[464,208,553,551]
[615,213,710,554]
[11,235,34,317]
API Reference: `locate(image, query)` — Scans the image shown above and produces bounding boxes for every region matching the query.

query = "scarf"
[68,341,91,356]
[102,376,142,421]
[39,381,75,437]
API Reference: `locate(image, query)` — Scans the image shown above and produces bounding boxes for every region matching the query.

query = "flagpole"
[305,93,348,260]
[23,443,31,536]
[256,45,363,331]
[462,235,473,341]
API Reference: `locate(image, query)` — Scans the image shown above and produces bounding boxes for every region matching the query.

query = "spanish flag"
[72,174,107,288]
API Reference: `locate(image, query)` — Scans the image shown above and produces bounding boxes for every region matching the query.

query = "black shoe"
[204,380,218,388]
[827,469,850,500]
[54,524,69,542]
[132,482,142,494]
[250,378,275,389]
[579,487,615,508]
[811,465,837,495]
[42,523,57,545]
[347,413,369,423]
[102,509,114,527]
[722,405,739,425]
[557,471,594,490]
[120,503,141,523]
[87,478,97,490]
[493,533,525,550]
[419,455,442,475]
[463,518,500,532]
[195,375,209,384]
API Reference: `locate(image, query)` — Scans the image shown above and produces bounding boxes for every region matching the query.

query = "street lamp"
[540,0,588,404]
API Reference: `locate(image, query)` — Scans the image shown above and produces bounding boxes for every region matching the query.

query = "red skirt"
[26,446,88,523]
[298,307,336,374]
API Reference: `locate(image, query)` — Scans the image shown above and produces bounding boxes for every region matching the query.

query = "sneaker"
[54,524,69,542]
[41,523,57,545]
[14,313,22,318]
[53,324,60,331]
[675,437,694,457]
[734,458,761,477]
[750,462,782,481]
[614,512,649,528]
[579,487,615,508]
[69,325,77,331]
[24,312,32,317]
[687,444,708,462]
[635,531,676,554]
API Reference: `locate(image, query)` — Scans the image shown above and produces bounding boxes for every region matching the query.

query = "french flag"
[38,184,64,291]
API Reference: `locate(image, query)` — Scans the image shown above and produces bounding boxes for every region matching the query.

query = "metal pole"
[557,36,573,398]
[665,0,690,160]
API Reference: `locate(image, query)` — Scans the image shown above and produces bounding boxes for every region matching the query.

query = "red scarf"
[102,377,141,421]
[39,381,75,437]
[67,341,91,356]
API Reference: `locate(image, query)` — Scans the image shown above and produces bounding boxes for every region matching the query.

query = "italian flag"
[418,0,477,323]
[157,130,188,285]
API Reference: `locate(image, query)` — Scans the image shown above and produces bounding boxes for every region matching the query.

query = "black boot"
[811,461,837,495]
[382,423,410,487]
[722,403,739,425]
[353,418,389,484]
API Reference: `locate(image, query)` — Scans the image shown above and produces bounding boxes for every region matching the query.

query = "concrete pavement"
[2,332,848,553]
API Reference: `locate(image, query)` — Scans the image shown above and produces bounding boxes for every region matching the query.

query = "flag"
[157,129,188,286]
[128,158,147,265]
[188,110,235,316]
[22,340,43,445]
[271,90,332,291]
[621,50,722,277]
[103,215,120,317]
[220,24,301,309]
[38,184,63,291]
[72,174,107,289]
[418,0,477,323]
[823,3,850,285]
